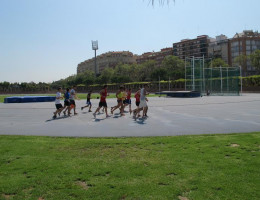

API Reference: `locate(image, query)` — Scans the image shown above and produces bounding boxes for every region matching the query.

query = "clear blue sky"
[1,0,260,83]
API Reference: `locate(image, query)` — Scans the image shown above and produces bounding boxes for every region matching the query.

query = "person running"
[81,91,92,112]
[124,88,132,114]
[133,88,141,118]
[133,84,149,119]
[111,86,124,116]
[63,88,71,116]
[53,87,64,119]
[69,85,79,115]
[122,87,127,113]
[135,88,141,108]
[93,85,109,118]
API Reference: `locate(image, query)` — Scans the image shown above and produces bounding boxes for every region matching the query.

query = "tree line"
[1,51,260,91]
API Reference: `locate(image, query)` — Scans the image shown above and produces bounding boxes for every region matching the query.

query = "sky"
[0,0,260,83]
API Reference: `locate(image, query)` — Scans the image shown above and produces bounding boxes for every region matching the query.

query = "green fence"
[185,57,241,96]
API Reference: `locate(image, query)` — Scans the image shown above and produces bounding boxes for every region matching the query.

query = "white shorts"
[139,100,147,108]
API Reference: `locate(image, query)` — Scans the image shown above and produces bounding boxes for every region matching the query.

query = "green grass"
[0,133,259,200]
[0,94,165,103]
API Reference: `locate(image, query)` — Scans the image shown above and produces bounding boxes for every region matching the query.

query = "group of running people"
[53,84,149,120]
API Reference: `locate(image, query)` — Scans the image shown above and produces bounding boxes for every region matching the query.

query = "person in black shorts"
[63,88,71,116]
[53,87,64,119]
[93,85,109,118]
[81,91,92,112]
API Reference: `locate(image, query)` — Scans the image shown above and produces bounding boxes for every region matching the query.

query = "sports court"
[0,94,260,137]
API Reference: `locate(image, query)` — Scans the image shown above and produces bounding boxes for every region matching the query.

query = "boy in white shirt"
[133,84,149,120]
[53,87,64,119]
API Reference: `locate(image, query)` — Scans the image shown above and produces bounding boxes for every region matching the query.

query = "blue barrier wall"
[4,96,56,103]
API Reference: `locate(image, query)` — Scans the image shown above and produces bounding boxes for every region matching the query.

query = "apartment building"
[173,35,212,60]
[230,30,260,75]
[208,34,231,65]
[77,51,137,74]
[136,47,173,66]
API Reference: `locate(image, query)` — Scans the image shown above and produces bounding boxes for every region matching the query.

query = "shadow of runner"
[45,115,70,122]
[134,117,147,125]
[113,113,121,119]
[93,118,105,122]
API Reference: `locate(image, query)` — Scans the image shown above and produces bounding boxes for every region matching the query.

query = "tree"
[234,54,247,76]
[81,70,96,85]
[211,58,229,68]
[0,81,10,89]
[151,68,167,81]
[138,60,156,81]
[111,64,132,83]
[161,55,185,80]
[250,49,260,73]
[98,68,114,84]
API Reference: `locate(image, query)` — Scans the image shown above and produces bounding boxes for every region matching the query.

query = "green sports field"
[0,133,259,200]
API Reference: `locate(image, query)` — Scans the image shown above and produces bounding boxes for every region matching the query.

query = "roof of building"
[233,30,260,38]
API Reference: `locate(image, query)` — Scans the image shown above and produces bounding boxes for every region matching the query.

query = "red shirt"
[100,89,107,102]
[127,91,131,100]
[135,92,140,102]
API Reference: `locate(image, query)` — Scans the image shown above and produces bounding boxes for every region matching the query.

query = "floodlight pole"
[92,40,98,76]
[240,66,243,96]
[169,76,170,91]
[159,76,161,95]
[94,50,97,75]
[192,56,195,91]
[185,58,186,91]
[220,65,223,95]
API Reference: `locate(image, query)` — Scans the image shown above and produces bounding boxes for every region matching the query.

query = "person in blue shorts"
[81,91,92,112]
[124,88,132,114]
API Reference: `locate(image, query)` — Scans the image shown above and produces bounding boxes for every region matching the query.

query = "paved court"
[0,94,260,137]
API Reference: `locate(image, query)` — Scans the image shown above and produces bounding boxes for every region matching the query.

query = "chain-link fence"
[185,57,241,96]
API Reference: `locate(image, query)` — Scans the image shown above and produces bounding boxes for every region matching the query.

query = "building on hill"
[77,51,137,74]
[173,35,213,60]
[230,30,260,76]
[136,47,173,66]
[208,34,231,66]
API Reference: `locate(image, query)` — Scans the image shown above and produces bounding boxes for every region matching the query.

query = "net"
[185,57,241,96]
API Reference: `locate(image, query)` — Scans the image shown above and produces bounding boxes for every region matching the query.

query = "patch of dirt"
[167,172,177,177]
[22,187,33,193]
[120,194,127,199]
[178,196,189,200]
[76,181,90,190]
[38,197,45,200]
[2,194,16,199]
[230,144,240,147]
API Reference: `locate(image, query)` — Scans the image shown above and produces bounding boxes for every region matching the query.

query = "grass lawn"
[0,93,164,103]
[0,133,259,200]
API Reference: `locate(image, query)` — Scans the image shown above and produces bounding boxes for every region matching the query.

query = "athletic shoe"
[89,110,92,112]
[63,111,66,116]
[93,113,96,118]
[81,107,83,110]
[52,115,57,119]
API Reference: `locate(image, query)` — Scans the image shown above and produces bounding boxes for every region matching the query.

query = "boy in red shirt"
[93,85,109,118]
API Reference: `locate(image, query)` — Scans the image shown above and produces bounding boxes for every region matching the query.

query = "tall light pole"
[92,40,98,76]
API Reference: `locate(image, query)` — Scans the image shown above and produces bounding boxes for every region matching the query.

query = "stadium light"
[92,40,98,76]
